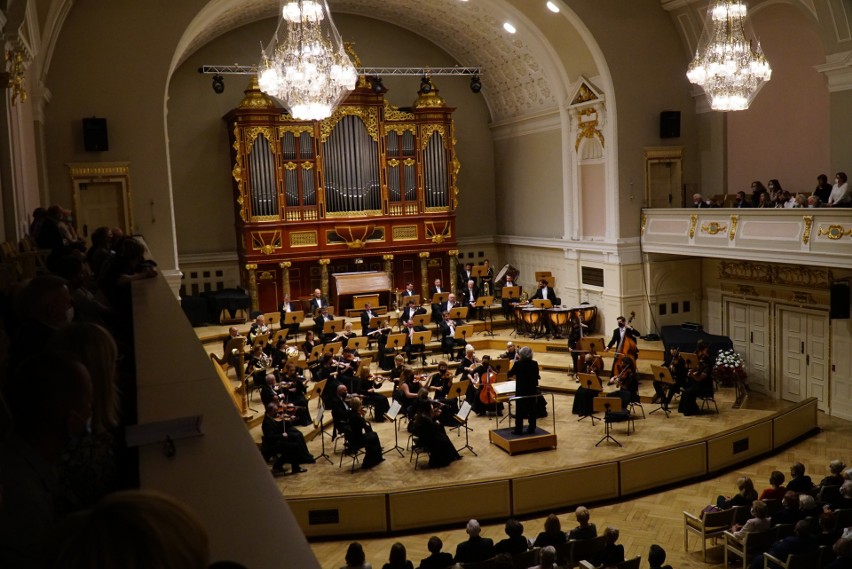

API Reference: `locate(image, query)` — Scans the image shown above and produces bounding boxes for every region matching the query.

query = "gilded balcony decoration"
[818,224,852,240]
[701,221,727,235]
[729,215,738,241]
[689,214,698,239]
[251,231,283,255]
[802,216,813,244]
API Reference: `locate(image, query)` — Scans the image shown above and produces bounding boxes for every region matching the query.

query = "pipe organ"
[225,77,460,313]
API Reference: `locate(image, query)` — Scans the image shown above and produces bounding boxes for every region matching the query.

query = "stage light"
[503,22,516,34]
[470,75,482,94]
[371,76,384,94]
[212,75,225,94]
[419,75,432,94]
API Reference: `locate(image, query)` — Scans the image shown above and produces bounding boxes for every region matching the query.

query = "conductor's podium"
[489,428,557,455]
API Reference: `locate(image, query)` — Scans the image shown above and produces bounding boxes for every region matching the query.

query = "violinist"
[456,344,478,397]
[301,330,317,360]
[429,362,458,421]
[260,373,284,408]
[678,340,714,416]
[500,341,519,362]
[399,298,426,328]
[354,366,390,422]
[335,348,360,384]
[261,402,314,476]
[412,390,462,469]
[654,345,687,411]
[439,311,465,361]
[389,354,408,384]
[280,361,311,425]
[347,396,384,469]
[396,367,422,419]
[508,346,540,435]
[608,355,638,410]
[572,353,603,417]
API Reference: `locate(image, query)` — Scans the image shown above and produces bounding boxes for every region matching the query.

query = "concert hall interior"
[2,0,852,568]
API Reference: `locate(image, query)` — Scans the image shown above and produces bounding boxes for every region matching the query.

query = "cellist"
[605,314,641,376]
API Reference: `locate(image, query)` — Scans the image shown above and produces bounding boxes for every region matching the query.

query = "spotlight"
[371,76,384,94]
[212,74,225,94]
[470,75,482,94]
[419,75,432,94]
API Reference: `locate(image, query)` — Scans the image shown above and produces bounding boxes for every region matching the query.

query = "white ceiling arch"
[169,0,600,121]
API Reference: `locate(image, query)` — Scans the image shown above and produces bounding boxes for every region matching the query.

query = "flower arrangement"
[714,349,748,386]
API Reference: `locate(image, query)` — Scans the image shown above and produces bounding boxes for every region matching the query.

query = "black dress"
[413,413,461,468]
[347,410,383,468]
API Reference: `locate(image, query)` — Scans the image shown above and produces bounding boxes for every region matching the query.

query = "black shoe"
[272,467,287,476]
[651,395,661,404]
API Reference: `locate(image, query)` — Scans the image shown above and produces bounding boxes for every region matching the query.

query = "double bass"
[612,311,639,377]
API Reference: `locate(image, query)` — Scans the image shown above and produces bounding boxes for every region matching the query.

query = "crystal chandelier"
[258,0,358,121]
[686,0,771,111]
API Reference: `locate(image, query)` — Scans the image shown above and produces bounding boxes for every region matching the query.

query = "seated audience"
[787,462,814,493]
[341,541,372,569]
[820,459,847,488]
[592,527,625,568]
[382,542,413,569]
[731,500,771,540]
[417,536,453,569]
[716,476,759,510]
[749,519,818,569]
[815,174,833,203]
[454,519,494,564]
[533,513,567,548]
[529,545,558,569]
[825,537,852,569]
[799,494,821,519]
[493,518,530,556]
[828,172,851,207]
[771,491,803,527]
[825,480,852,512]
[759,470,787,501]
[648,544,673,569]
[807,195,823,208]
[567,506,598,540]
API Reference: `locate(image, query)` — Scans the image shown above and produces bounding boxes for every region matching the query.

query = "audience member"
[592,527,625,568]
[454,519,494,564]
[529,545,557,569]
[787,462,814,493]
[771,491,803,527]
[382,542,413,569]
[828,172,851,207]
[533,513,567,548]
[825,481,852,512]
[821,460,847,488]
[567,506,598,540]
[759,470,787,501]
[417,536,453,569]
[493,518,530,556]
[824,537,852,569]
[799,494,821,519]
[341,542,372,569]
[750,181,768,207]
[733,191,752,208]
[716,476,759,510]
[45,490,209,569]
[749,519,817,569]
[807,195,823,208]
[648,544,673,569]
[815,174,834,203]
[8,274,74,369]
[731,500,771,539]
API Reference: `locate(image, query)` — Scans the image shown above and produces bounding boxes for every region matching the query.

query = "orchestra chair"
[683,507,736,562]
[723,526,777,569]
[408,434,430,470]
[762,546,824,569]
[579,556,640,569]
[263,312,280,331]
[338,430,366,473]
[699,393,720,414]
[566,536,606,568]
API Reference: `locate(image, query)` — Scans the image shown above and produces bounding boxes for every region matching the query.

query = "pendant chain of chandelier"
[686,0,771,111]
[258,0,358,121]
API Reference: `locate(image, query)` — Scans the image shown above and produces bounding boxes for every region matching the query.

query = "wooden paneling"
[389,481,511,531]
[620,443,707,496]
[773,398,819,448]
[707,421,773,473]
[512,463,619,516]
[289,494,388,538]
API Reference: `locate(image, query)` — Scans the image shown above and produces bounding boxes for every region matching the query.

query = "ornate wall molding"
[719,261,833,288]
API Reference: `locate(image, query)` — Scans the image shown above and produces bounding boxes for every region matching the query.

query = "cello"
[612,311,639,377]
[479,365,498,407]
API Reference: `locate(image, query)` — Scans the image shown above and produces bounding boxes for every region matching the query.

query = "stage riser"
[489,430,557,455]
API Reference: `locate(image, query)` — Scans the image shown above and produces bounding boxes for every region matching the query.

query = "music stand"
[452,400,477,456]
[253,333,270,352]
[490,358,511,376]
[577,373,603,425]
[369,316,387,330]
[593,397,632,447]
[309,345,325,363]
[454,324,474,347]
[449,306,469,321]
[532,299,553,309]
[411,314,429,329]
[386,333,407,357]
[322,319,341,340]
[579,337,606,353]
[432,292,449,304]
[501,286,520,300]
[311,380,333,464]
[285,310,305,343]
[306,378,326,402]
[382,400,406,456]
[406,294,421,306]
[347,337,367,353]
[681,352,698,370]
[470,265,485,279]
[323,341,343,357]
[475,295,495,335]
[649,365,674,417]
[411,331,430,365]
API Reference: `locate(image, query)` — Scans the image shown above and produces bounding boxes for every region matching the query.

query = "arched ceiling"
[177,0,567,120]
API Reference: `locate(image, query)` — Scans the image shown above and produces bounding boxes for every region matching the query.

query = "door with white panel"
[779,308,829,411]
[726,299,770,394]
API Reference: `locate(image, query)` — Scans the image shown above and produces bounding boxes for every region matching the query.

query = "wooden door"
[76,181,127,242]
[726,299,770,394]
[780,308,829,411]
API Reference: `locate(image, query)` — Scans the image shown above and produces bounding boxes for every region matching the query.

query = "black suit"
[261,414,313,471]
[530,286,557,304]
[509,357,540,434]
[439,319,464,359]
[418,551,454,569]
[314,314,338,342]
[429,287,445,323]
[309,297,328,316]
[399,304,426,326]
[606,325,641,352]
[360,310,376,336]
[404,325,428,363]
[461,285,480,320]
[454,536,494,564]
[278,302,301,335]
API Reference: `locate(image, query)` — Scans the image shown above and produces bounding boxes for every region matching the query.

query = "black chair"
[338,431,365,473]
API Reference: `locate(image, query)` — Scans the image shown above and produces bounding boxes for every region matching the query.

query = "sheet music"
[455,400,472,422]
[385,400,402,421]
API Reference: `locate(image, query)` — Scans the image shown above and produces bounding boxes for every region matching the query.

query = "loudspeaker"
[660,111,680,139]
[830,282,850,319]
[681,322,703,332]
[83,118,109,152]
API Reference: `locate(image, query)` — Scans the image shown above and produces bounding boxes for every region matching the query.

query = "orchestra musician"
[678,340,714,416]
[430,278,445,296]
[654,345,687,411]
[471,354,502,417]
[372,318,393,371]
[246,344,271,388]
[500,341,520,362]
[411,391,462,468]
[308,288,329,316]
[572,353,603,416]
[270,336,290,370]
[398,298,426,327]
[530,279,558,335]
[333,322,357,351]
[260,373,284,408]
[222,326,243,367]
[335,349,360,390]
[354,366,390,422]
[396,367,423,419]
[428,361,458,421]
[500,273,520,319]
[279,361,311,425]
[403,318,428,365]
[248,314,271,349]
[458,262,474,291]
[508,346,540,435]
[329,384,352,434]
[261,402,314,476]
[567,314,588,378]
[278,293,300,337]
[463,279,480,321]
[430,278,446,323]
[402,282,416,298]
[480,259,495,296]
[605,315,641,359]
[347,396,384,469]
[389,354,408,384]
[360,303,377,336]
[301,330,317,360]
[313,306,337,343]
[608,355,639,411]
[442,293,458,316]
[439,311,465,361]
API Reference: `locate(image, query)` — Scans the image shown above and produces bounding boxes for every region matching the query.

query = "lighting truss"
[198,65,482,76]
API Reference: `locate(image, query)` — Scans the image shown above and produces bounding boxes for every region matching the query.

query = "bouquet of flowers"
[714,349,747,386]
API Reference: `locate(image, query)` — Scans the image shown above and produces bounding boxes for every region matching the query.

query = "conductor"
[508,346,540,435]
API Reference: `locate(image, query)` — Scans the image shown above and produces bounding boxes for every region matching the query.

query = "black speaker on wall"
[660,111,681,139]
[83,117,109,152]
[830,282,850,319]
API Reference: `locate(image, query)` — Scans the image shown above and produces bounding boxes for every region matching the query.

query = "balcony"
[641,208,852,269]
